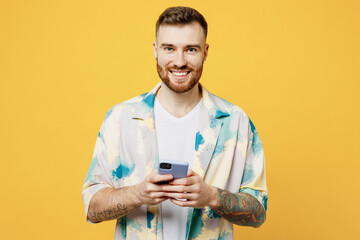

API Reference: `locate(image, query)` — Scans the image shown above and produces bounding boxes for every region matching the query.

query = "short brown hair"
[156,6,208,39]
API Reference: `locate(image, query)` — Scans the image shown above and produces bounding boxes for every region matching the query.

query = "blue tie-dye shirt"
[82,83,268,239]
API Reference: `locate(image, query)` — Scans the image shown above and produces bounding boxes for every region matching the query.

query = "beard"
[156,63,203,94]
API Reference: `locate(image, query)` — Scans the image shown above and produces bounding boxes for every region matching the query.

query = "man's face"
[154,22,209,93]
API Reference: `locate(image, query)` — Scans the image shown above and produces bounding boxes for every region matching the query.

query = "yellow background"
[1,0,359,239]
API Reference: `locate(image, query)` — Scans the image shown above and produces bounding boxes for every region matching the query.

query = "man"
[82,6,267,240]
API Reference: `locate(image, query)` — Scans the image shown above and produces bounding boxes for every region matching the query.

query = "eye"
[187,48,197,52]
[165,47,173,52]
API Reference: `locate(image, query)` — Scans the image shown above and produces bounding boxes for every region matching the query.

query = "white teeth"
[171,71,188,76]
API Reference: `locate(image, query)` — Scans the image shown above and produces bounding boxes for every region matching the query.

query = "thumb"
[187,169,199,177]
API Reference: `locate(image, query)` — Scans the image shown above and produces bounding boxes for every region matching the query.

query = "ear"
[153,42,157,60]
[203,43,209,61]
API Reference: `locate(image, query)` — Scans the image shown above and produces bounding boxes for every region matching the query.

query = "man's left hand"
[162,169,219,208]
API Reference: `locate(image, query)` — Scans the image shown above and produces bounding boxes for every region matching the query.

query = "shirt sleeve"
[239,118,268,212]
[81,110,116,222]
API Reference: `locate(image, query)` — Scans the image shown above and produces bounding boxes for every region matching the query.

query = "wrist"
[131,184,144,206]
[208,186,220,209]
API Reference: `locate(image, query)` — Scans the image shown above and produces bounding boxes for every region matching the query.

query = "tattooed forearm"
[88,203,139,222]
[87,186,142,223]
[212,188,266,227]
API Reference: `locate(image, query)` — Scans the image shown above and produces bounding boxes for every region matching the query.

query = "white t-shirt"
[154,98,202,240]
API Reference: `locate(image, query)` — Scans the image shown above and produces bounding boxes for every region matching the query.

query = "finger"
[170,198,196,207]
[187,169,199,177]
[145,170,157,182]
[144,183,167,193]
[149,191,166,198]
[150,173,173,183]
[164,192,197,200]
[187,169,193,177]
[154,197,169,204]
[169,176,197,186]
[162,185,190,193]
[147,197,169,205]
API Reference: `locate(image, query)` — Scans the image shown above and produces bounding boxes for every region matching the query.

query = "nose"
[173,51,187,68]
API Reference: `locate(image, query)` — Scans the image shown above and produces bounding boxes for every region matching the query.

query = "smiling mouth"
[169,70,190,77]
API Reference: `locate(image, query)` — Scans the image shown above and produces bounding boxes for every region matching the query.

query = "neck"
[156,82,202,118]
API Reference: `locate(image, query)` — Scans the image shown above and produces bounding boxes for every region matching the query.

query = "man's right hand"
[87,170,173,223]
[137,170,174,206]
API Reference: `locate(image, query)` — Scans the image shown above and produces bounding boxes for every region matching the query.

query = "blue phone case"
[158,160,189,179]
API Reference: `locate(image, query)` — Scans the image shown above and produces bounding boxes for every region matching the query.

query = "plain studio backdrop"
[1,0,359,239]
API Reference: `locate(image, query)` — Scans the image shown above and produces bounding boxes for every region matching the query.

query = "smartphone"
[158,160,189,179]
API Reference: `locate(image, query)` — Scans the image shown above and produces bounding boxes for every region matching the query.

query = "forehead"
[156,22,206,46]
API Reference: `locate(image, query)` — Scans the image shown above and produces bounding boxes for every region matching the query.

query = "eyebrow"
[160,43,202,49]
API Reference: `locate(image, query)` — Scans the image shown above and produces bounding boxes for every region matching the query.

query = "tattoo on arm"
[213,189,266,227]
[88,203,140,222]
